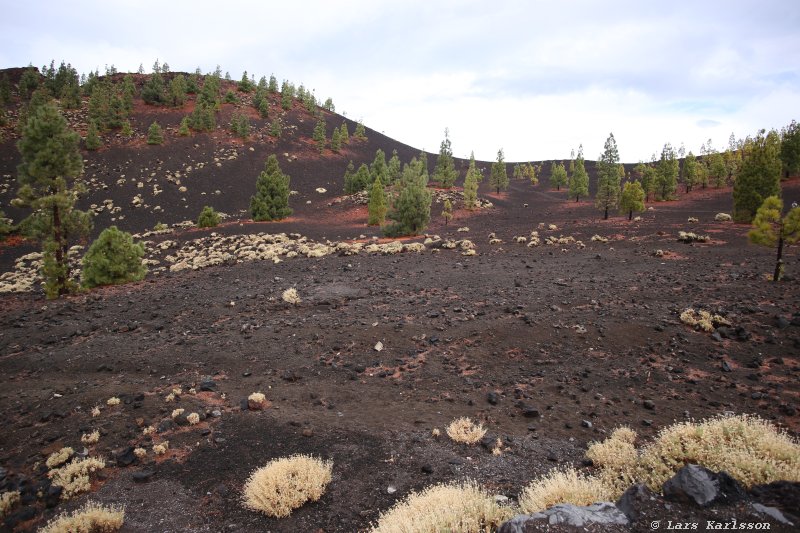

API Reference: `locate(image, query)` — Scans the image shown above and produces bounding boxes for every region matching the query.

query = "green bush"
[82,226,146,288]
[197,205,220,228]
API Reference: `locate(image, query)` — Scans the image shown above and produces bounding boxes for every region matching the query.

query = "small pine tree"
[489,149,509,194]
[281,90,292,110]
[342,160,355,192]
[354,121,367,140]
[384,163,432,236]
[323,97,335,111]
[370,149,387,184]
[513,163,523,181]
[313,118,326,153]
[367,176,387,225]
[224,90,238,104]
[147,122,164,145]
[569,147,589,201]
[463,156,479,209]
[268,74,278,93]
[441,199,453,225]
[619,180,646,220]
[269,118,281,137]
[197,205,220,228]
[331,127,342,153]
[231,113,250,138]
[549,161,567,190]
[387,150,401,184]
[238,71,254,93]
[340,122,350,144]
[433,129,457,188]
[683,152,700,193]
[178,116,190,136]
[258,98,269,119]
[169,74,188,107]
[81,226,147,288]
[18,67,40,100]
[780,119,800,179]
[85,121,101,150]
[121,120,133,137]
[748,196,800,281]
[655,143,679,200]
[250,154,292,221]
[345,163,371,194]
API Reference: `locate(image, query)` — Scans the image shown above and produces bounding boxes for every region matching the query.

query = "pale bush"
[81,430,100,445]
[677,231,710,243]
[106,397,120,406]
[133,447,147,459]
[171,408,185,419]
[48,457,106,500]
[586,427,638,494]
[715,212,732,222]
[591,234,609,243]
[242,455,333,518]
[282,287,301,305]
[249,392,266,404]
[39,501,124,533]
[0,491,20,518]
[431,428,441,437]
[680,308,730,332]
[446,417,487,444]
[371,481,514,533]
[91,406,101,418]
[46,447,74,469]
[687,216,699,223]
[187,412,200,425]
[153,441,169,455]
[518,468,610,514]
[636,414,800,490]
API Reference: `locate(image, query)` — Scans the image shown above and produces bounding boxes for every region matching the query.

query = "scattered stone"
[114,446,136,467]
[643,399,655,410]
[199,377,217,392]
[617,483,656,521]
[662,464,746,507]
[132,470,155,483]
[421,464,433,474]
[581,420,593,428]
[752,503,794,526]
[498,502,629,531]
[487,392,499,405]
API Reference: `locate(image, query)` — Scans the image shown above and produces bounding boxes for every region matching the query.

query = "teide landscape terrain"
[0,63,799,532]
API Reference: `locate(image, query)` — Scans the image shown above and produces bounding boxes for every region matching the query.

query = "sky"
[2,0,799,163]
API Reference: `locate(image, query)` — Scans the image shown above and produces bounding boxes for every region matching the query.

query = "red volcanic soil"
[1,72,799,532]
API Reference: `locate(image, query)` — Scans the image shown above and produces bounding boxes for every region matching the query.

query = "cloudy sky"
[2,0,799,163]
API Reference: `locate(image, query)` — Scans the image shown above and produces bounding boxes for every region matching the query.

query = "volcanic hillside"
[0,66,799,532]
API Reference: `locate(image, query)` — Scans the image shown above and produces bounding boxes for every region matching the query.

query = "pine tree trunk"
[576,195,579,202]
[604,206,608,220]
[52,203,66,296]
[773,235,784,282]
[628,210,633,221]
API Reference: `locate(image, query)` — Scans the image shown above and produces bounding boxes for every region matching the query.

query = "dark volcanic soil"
[1,73,799,532]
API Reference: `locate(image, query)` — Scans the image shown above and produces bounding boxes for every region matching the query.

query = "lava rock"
[199,378,217,391]
[487,392,499,405]
[115,446,136,467]
[157,419,177,433]
[617,483,656,521]
[643,399,655,410]
[132,470,155,483]
[498,503,629,531]
[663,464,746,507]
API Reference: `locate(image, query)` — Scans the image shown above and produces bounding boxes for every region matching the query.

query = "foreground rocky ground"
[1,176,799,531]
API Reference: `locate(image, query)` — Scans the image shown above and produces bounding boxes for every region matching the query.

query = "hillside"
[0,66,799,532]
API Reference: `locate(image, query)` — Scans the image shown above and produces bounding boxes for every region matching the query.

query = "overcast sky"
[2,0,799,163]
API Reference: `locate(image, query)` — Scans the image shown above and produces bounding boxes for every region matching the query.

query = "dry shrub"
[153,441,169,455]
[679,308,730,332]
[106,397,120,406]
[187,412,200,425]
[46,447,75,469]
[677,231,709,243]
[39,501,124,533]
[586,427,638,494]
[715,212,732,222]
[518,468,610,514]
[591,234,609,243]
[446,417,487,444]
[171,408,185,419]
[91,406,101,417]
[0,491,20,518]
[48,457,106,500]
[371,481,514,533]
[242,455,333,518]
[636,414,800,490]
[282,287,301,305]
[133,447,147,459]
[81,430,100,445]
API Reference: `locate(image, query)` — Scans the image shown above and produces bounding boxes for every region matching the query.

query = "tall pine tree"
[733,130,782,223]
[595,133,621,219]
[489,149,509,194]
[569,146,589,202]
[250,155,292,221]
[433,129,457,188]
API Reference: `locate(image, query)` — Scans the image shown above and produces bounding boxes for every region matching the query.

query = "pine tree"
[121,120,133,137]
[147,122,164,145]
[550,161,567,191]
[345,163,370,193]
[748,196,800,281]
[250,155,292,221]
[683,152,699,193]
[780,119,800,179]
[268,74,278,93]
[354,121,367,140]
[15,103,92,298]
[281,89,292,110]
[169,74,188,107]
[370,149,387,184]
[367,176,387,225]
[18,67,39,100]
[433,129,457,188]
[141,71,166,105]
[342,161,355,192]
[224,90,238,104]
[0,73,12,104]
[238,71,254,93]
[489,149,509,194]
[595,133,621,219]
[85,120,101,150]
[178,116,190,136]
[197,205,220,228]
[513,163,523,181]
[733,130,782,223]
[655,143,678,200]
[569,146,589,202]
[463,156,479,210]
[706,152,727,188]
[340,122,350,144]
[81,226,146,288]
[331,127,342,153]
[188,102,216,132]
[387,150,401,184]
[468,151,483,183]
[441,199,453,225]
[619,180,645,220]
[231,113,250,138]
[269,118,281,137]
[313,118,326,152]
[385,161,432,236]
[258,97,269,119]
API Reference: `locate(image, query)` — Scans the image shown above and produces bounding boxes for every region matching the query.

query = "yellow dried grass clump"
[242,455,333,518]
[106,397,120,406]
[81,430,100,445]
[187,412,200,425]
[0,491,20,518]
[48,457,106,500]
[39,501,124,533]
[282,287,301,305]
[46,447,75,469]
[636,414,800,490]
[153,441,169,455]
[586,427,639,494]
[446,417,487,444]
[679,308,730,332]
[371,481,514,533]
[518,467,610,514]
